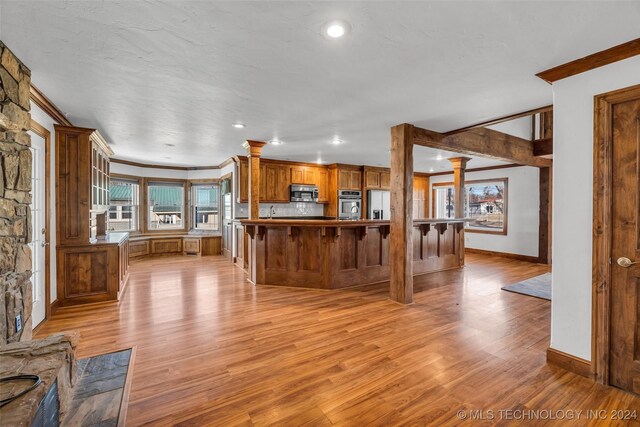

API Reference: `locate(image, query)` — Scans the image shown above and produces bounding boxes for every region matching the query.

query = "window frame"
[143,178,188,234]
[109,173,142,233]
[432,178,508,235]
[189,180,221,232]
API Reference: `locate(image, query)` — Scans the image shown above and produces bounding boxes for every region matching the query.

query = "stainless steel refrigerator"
[367,190,391,220]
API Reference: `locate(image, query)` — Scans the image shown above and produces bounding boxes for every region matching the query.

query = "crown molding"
[30,84,73,126]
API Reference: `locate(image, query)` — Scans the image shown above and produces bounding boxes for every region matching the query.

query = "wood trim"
[465,248,539,264]
[117,346,137,427]
[111,157,219,171]
[427,163,523,177]
[30,119,52,322]
[533,138,553,157]
[537,38,640,84]
[444,105,553,136]
[50,299,59,315]
[431,178,508,236]
[29,84,73,126]
[546,347,593,379]
[538,167,552,264]
[110,173,144,233]
[141,178,189,234]
[592,83,640,384]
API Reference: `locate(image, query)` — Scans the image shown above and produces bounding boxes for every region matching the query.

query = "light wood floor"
[36,254,639,426]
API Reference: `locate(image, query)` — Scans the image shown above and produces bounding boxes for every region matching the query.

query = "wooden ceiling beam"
[533,137,553,157]
[412,125,552,167]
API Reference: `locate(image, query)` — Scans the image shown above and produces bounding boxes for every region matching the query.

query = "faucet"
[350,205,360,220]
[269,205,276,219]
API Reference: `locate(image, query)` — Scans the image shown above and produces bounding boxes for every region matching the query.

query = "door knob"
[41,241,49,247]
[617,257,638,268]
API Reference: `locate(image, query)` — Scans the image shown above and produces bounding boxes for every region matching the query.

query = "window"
[192,184,220,230]
[109,178,139,231]
[148,182,184,230]
[432,179,508,234]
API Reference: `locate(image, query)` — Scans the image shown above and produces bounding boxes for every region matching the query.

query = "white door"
[29,130,47,327]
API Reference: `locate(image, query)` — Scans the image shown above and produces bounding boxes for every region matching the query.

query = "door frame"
[29,119,52,326]
[592,83,640,384]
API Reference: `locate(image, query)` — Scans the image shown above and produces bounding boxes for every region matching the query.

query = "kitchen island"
[240,218,465,289]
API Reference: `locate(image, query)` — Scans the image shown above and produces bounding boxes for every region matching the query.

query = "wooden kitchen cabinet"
[291,166,317,185]
[316,168,329,203]
[238,158,290,203]
[338,168,362,190]
[380,172,391,189]
[238,158,249,203]
[364,168,391,190]
[413,175,430,219]
[265,163,290,202]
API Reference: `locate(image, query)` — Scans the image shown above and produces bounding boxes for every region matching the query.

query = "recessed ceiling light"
[331,138,342,145]
[270,138,283,145]
[322,20,351,39]
[232,122,246,129]
[429,167,434,172]
[165,143,175,147]
[316,158,323,164]
[435,154,444,161]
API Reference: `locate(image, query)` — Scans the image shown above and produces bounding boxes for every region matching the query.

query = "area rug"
[64,348,134,426]
[501,273,551,301]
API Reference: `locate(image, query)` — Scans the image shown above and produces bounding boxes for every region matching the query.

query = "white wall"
[430,166,540,257]
[30,102,58,303]
[551,55,640,361]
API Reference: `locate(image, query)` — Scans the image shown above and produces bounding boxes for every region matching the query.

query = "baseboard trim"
[466,248,540,263]
[50,299,60,314]
[546,347,593,379]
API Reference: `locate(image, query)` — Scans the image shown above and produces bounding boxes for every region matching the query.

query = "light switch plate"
[15,314,22,332]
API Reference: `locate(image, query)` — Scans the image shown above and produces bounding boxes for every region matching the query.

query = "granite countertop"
[91,232,129,245]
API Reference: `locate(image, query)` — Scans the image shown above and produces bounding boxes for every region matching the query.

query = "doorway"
[593,84,640,393]
[28,120,51,328]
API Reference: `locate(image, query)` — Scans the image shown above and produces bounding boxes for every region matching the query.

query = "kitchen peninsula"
[241,218,465,289]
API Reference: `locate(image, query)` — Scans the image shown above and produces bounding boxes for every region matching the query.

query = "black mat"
[65,348,132,426]
[501,273,551,301]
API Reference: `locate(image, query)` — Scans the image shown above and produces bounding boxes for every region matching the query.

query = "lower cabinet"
[183,238,200,255]
[128,235,222,260]
[56,238,129,307]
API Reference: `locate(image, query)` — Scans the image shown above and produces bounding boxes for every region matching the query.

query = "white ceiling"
[1,1,638,171]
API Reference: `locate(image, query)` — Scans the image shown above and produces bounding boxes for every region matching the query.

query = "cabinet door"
[380,172,391,189]
[276,165,290,202]
[304,168,316,185]
[350,171,362,190]
[260,164,267,201]
[238,159,249,203]
[183,238,201,254]
[316,168,329,202]
[291,167,304,184]
[338,170,351,189]
[365,171,380,189]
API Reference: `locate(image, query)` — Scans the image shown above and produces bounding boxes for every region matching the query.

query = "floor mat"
[501,272,551,301]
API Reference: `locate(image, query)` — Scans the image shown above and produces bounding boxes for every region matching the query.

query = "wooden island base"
[242,219,465,290]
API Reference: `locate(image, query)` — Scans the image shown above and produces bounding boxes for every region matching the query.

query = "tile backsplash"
[235,202,325,218]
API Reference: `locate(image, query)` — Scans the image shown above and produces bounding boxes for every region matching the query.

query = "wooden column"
[389,123,414,304]
[448,157,471,218]
[242,140,267,220]
[538,166,552,264]
[449,157,470,266]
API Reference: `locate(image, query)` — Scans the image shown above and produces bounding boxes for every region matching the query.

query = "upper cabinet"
[265,163,290,202]
[291,166,317,185]
[413,175,430,219]
[55,125,114,245]
[316,168,329,203]
[338,168,362,190]
[238,158,249,203]
[364,168,391,190]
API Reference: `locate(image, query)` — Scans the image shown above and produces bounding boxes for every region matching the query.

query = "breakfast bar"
[241,218,465,289]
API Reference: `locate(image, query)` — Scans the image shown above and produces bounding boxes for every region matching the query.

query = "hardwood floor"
[36,254,639,426]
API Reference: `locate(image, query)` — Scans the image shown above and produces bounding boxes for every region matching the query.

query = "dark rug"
[501,273,551,301]
[65,348,133,426]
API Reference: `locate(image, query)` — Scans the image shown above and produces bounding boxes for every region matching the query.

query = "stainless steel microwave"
[290,185,319,202]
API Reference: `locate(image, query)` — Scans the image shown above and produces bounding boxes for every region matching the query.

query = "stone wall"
[0,41,33,344]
